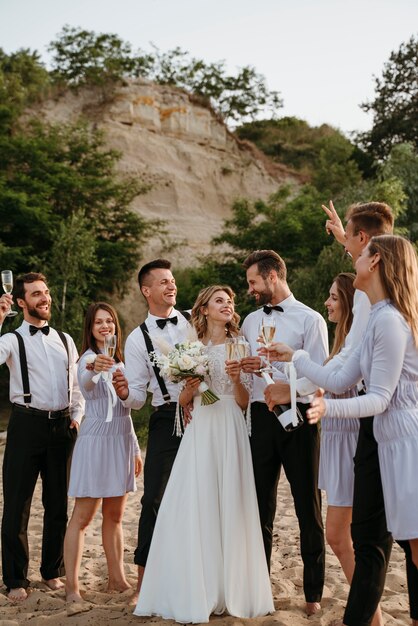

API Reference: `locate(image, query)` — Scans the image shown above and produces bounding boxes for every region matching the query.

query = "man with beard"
[240,250,328,616]
[0,272,84,601]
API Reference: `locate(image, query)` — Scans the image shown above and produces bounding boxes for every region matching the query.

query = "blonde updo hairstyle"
[191,285,241,340]
[369,235,418,347]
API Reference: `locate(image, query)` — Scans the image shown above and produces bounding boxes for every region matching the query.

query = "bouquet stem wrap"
[198,381,219,405]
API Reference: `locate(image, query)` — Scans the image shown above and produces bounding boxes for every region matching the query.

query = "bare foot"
[43,578,64,590]
[128,565,145,606]
[107,580,132,593]
[66,591,84,603]
[306,601,321,616]
[8,587,28,601]
[128,590,139,606]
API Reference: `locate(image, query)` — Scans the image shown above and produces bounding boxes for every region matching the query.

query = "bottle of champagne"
[260,371,304,432]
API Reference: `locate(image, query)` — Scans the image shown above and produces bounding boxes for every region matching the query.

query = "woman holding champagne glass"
[134,285,273,623]
[64,302,142,602]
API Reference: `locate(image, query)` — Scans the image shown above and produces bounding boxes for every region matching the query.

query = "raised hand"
[306,389,326,424]
[321,201,345,244]
[264,381,291,411]
[94,353,114,372]
[240,356,263,374]
[257,342,294,362]
[225,359,241,384]
[0,294,13,323]
[112,368,129,400]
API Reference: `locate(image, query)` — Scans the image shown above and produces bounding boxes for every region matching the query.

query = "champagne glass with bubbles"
[225,337,237,361]
[104,334,116,358]
[1,270,18,317]
[259,316,276,371]
[103,334,116,381]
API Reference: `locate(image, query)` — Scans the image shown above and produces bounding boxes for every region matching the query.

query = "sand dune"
[0,437,411,625]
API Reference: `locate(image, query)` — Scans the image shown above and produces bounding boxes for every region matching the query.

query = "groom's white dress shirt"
[123,309,190,409]
[241,294,328,403]
[0,320,84,421]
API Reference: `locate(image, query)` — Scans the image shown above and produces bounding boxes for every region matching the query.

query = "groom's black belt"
[155,402,177,412]
[13,403,70,420]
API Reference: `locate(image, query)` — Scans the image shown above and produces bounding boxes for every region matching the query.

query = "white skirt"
[134,395,274,623]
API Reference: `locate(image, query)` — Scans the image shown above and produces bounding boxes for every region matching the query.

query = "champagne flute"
[225,337,237,361]
[235,336,250,360]
[259,316,276,371]
[104,334,117,358]
[1,270,18,317]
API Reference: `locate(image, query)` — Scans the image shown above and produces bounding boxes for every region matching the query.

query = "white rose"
[177,354,195,371]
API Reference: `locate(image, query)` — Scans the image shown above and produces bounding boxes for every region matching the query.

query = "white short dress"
[68,350,140,498]
[319,389,360,507]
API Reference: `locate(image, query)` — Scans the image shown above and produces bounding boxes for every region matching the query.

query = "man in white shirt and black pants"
[113,259,190,604]
[0,272,84,601]
[241,250,328,617]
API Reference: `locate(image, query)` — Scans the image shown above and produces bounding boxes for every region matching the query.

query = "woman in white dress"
[134,285,274,623]
[265,236,418,625]
[321,273,360,585]
[64,303,143,602]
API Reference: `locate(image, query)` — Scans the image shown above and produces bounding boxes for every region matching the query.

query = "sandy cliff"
[39,79,298,328]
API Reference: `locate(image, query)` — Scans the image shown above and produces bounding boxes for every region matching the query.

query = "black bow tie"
[156,316,178,329]
[263,305,284,315]
[29,325,50,336]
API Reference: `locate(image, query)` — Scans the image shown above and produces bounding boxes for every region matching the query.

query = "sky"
[0,0,417,135]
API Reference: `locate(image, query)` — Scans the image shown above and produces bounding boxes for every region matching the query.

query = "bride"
[134,285,274,623]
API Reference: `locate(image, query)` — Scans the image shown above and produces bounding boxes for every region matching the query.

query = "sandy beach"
[0,435,411,626]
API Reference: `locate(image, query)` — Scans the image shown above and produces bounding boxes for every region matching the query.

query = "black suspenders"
[140,311,191,404]
[11,329,70,406]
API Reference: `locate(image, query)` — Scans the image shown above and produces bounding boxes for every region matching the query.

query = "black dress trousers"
[134,404,181,567]
[1,405,76,590]
[249,401,325,603]
[343,415,393,626]
[345,415,418,625]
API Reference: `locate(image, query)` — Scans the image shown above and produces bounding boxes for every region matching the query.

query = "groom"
[113,259,191,603]
[240,249,328,616]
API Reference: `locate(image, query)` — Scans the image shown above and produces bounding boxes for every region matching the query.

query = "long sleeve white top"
[241,294,329,403]
[295,290,371,396]
[293,300,418,419]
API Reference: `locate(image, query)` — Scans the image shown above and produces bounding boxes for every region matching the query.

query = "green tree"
[0,48,50,110]
[48,27,282,124]
[0,119,152,334]
[48,25,153,89]
[360,35,418,160]
[380,143,418,238]
[149,46,282,124]
[235,117,371,182]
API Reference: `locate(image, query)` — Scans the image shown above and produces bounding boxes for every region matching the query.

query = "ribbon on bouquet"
[92,370,118,422]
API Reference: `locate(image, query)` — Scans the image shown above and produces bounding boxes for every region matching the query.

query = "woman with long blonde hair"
[135,285,274,622]
[266,235,418,626]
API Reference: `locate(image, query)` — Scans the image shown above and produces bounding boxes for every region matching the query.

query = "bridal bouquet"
[150,339,219,405]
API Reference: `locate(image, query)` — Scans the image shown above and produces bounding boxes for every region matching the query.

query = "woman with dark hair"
[321,274,360,586]
[134,286,273,622]
[64,303,142,602]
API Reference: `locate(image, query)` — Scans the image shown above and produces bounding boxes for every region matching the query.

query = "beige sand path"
[0,439,411,626]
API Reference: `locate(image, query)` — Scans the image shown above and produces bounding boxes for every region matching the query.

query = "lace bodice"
[204,344,252,397]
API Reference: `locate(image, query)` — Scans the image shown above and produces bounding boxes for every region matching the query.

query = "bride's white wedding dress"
[134,343,274,623]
